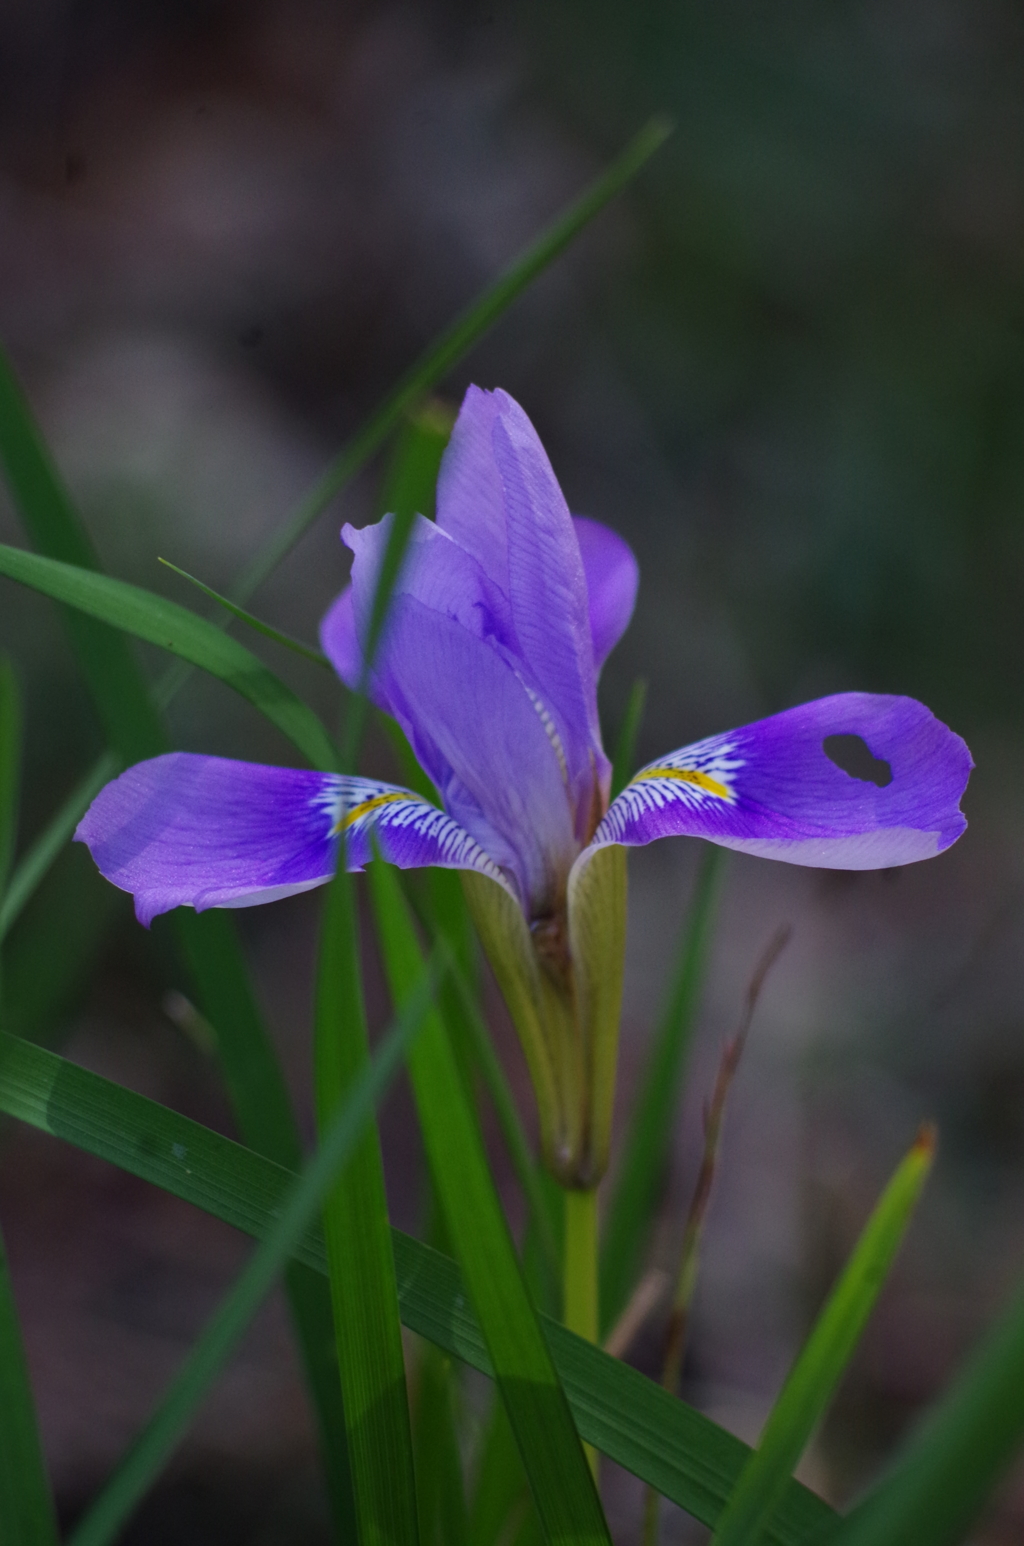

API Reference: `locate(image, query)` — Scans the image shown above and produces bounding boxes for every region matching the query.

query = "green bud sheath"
[462,843,627,1188]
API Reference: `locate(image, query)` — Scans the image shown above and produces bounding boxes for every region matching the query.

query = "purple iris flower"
[76,386,972,1181]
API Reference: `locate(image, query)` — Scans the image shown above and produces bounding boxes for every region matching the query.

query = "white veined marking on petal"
[311,777,510,886]
[521,683,569,786]
[593,737,745,843]
[331,790,406,835]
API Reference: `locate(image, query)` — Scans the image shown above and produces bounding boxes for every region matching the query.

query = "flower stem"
[564,1185,600,1478]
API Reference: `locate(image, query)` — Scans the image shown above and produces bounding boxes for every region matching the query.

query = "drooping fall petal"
[589,693,971,869]
[75,753,509,926]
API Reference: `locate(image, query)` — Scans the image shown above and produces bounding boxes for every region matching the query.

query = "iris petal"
[370,594,578,913]
[573,515,639,672]
[590,693,972,869]
[75,753,509,926]
[492,397,602,778]
[435,383,509,591]
[319,584,362,691]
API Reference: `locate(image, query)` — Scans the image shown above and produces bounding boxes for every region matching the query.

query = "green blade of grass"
[158,558,330,668]
[0,658,58,1546]
[600,843,727,1332]
[234,117,672,602]
[171,905,357,1541]
[469,1398,539,1546]
[0,543,338,772]
[65,965,436,1546]
[610,677,648,800]
[375,398,456,523]
[0,1027,836,1541]
[301,387,443,1544]
[822,1272,1024,1546]
[0,1223,59,1546]
[314,860,421,1546]
[413,1342,470,1546]
[711,1127,937,1546]
[0,655,20,900]
[368,860,611,1546]
[409,868,560,1294]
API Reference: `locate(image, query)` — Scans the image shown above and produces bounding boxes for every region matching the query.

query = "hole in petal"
[823,734,893,787]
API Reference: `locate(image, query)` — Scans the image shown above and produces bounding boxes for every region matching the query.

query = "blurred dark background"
[1,2,1023,1540]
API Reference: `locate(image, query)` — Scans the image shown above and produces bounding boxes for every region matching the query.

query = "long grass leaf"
[610,677,647,800]
[0,1028,836,1541]
[0,543,338,771]
[600,843,726,1331]
[158,558,331,667]
[314,860,421,1545]
[408,868,559,1292]
[0,659,59,1546]
[368,860,611,1546]
[0,655,19,899]
[469,1399,537,1546]
[65,968,435,1546]
[413,1342,470,1546]
[234,118,671,602]
[172,905,357,1537]
[0,1224,59,1546]
[821,1273,1024,1546]
[711,1126,936,1546]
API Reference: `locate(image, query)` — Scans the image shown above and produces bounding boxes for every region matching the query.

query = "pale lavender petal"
[493,394,605,792]
[75,753,511,926]
[435,383,509,591]
[319,585,361,689]
[373,594,578,914]
[590,694,971,869]
[573,516,639,671]
[340,512,514,664]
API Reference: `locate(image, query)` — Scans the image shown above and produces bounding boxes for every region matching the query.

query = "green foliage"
[0,656,20,900]
[368,859,612,1545]
[0,1225,59,1546]
[610,676,648,800]
[315,861,420,1546]
[0,1028,837,1538]
[711,1128,936,1546]
[0,338,355,1532]
[823,1272,1024,1546]
[65,973,435,1546]
[0,542,338,772]
[0,661,59,1546]
[413,1344,470,1546]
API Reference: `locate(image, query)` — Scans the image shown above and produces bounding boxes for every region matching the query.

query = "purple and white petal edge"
[75,753,511,926]
[587,693,972,870]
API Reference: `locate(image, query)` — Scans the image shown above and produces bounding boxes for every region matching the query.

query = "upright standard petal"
[434,383,509,591]
[590,694,971,869]
[492,394,603,772]
[369,595,578,914]
[573,515,640,672]
[75,753,509,926]
[434,384,611,840]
